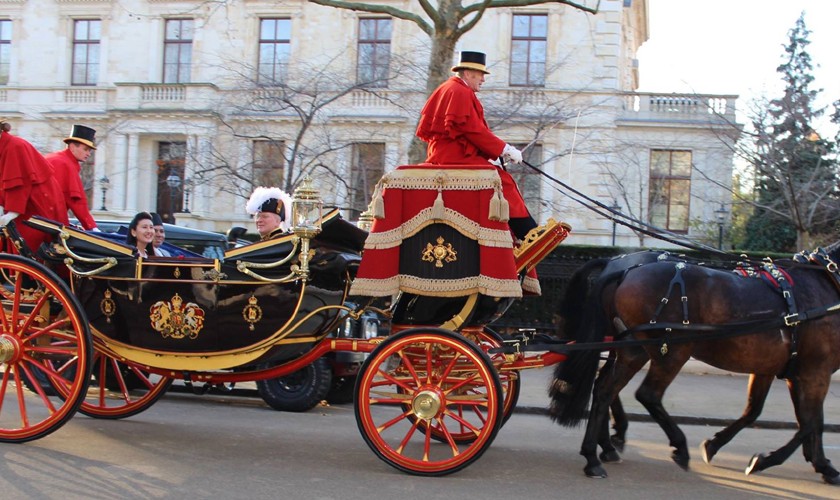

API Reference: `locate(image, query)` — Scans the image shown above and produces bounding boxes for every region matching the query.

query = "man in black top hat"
[416,50,536,240]
[245,187,293,240]
[150,212,171,256]
[45,124,99,231]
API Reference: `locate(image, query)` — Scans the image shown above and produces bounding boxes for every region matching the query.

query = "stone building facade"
[0,0,738,246]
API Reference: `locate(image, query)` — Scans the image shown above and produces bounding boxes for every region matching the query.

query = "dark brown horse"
[552,249,840,484]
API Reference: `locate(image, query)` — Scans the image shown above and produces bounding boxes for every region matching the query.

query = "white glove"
[0,211,19,227]
[90,227,102,232]
[502,144,523,164]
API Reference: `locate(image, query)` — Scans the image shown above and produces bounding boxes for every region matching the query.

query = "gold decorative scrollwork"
[149,293,206,340]
[173,267,181,278]
[242,295,263,331]
[100,289,116,324]
[421,236,457,268]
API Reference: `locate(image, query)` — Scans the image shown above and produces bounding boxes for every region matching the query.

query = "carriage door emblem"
[149,293,206,340]
[242,295,263,331]
[100,289,116,323]
[422,236,457,268]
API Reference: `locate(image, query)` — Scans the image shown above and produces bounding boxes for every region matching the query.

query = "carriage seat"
[223,208,367,263]
[26,216,136,260]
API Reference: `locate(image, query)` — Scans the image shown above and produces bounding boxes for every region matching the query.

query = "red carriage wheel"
[75,350,172,419]
[355,328,503,476]
[398,327,521,444]
[469,328,521,427]
[0,254,92,442]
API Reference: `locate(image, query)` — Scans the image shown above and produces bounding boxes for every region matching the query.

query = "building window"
[349,143,385,220]
[508,143,543,216]
[258,18,291,85]
[510,14,547,86]
[0,20,11,85]
[649,149,691,232]
[163,19,193,83]
[357,18,391,87]
[253,140,286,187]
[71,19,100,86]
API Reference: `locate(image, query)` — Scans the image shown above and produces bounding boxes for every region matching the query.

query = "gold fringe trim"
[350,275,523,298]
[522,275,542,296]
[364,208,513,249]
[382,168,502,191]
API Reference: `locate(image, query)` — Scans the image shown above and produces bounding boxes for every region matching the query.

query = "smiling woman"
[126,211,156,258]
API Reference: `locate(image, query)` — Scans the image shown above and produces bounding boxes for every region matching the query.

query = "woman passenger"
[125,212,156,258]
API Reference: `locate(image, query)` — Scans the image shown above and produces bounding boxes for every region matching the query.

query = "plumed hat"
[451,51,489,75]
[245,187,293,232]
[64,124,97,150]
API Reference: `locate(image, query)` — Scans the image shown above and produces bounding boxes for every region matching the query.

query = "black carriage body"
[27,211,365,366]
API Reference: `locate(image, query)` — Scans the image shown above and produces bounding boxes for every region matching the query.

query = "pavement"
[514,359,840,431]
[171,358,840,430]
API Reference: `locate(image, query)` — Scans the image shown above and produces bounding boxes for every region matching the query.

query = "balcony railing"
[622,92,737,122]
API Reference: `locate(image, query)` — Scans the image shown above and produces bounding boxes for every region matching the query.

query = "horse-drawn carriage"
[0,170,571,476]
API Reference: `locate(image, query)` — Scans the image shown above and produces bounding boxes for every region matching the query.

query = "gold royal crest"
[422,236,457,268]
[149,293,206,340]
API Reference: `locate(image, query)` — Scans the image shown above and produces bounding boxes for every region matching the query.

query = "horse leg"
[634,348,691,470]
[700,373,774,464]
[609,393,629,453]
[595,360,622,464]
[581,347,647,478]
[746,374,840,484]
[790,374,840,484]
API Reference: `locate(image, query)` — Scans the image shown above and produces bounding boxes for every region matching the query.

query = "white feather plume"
[245,186,293,231]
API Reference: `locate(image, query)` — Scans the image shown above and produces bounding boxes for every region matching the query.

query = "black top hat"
[64,124,97,150]
[451,51,490,75]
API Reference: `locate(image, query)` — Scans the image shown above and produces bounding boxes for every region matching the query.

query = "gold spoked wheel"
[0,254,92,442]
[355,328,503,476]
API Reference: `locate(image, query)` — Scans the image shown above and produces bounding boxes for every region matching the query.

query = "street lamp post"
[610,200,621,246]
[183,177,193,213]
[98,176,110,210]
[714,203,728,250]
[165,173,182,223]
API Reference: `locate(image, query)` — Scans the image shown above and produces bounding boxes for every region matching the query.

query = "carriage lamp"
[292,177,323,239]
[98,176,110,210]
[357,210,374,232]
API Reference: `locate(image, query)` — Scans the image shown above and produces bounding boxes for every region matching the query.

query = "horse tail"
[550,261,622,427]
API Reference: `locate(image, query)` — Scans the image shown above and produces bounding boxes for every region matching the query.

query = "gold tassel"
[499,196,510,222]
[431,190,445,220]
[371,183,385,219]
[489,192,500,220]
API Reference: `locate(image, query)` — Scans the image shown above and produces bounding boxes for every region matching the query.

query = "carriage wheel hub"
[0,334,20,363]
[412,390,442,420]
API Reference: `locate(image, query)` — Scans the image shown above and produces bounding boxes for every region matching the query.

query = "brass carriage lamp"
[291,177,323,239]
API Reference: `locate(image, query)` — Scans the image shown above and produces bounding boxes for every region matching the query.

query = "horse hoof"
[584,465,608,478]
[700,439,717,465]
[823,472,840,485]
[745,454,764,476]
[672,451,690,471]
[600,450,622,463]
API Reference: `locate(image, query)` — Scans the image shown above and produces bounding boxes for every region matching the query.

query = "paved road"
[1,380,839,499]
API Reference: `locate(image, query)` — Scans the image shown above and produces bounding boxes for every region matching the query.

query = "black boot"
[508,216,537,240]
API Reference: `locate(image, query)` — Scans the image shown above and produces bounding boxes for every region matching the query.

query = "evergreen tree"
[741,13,839,252]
